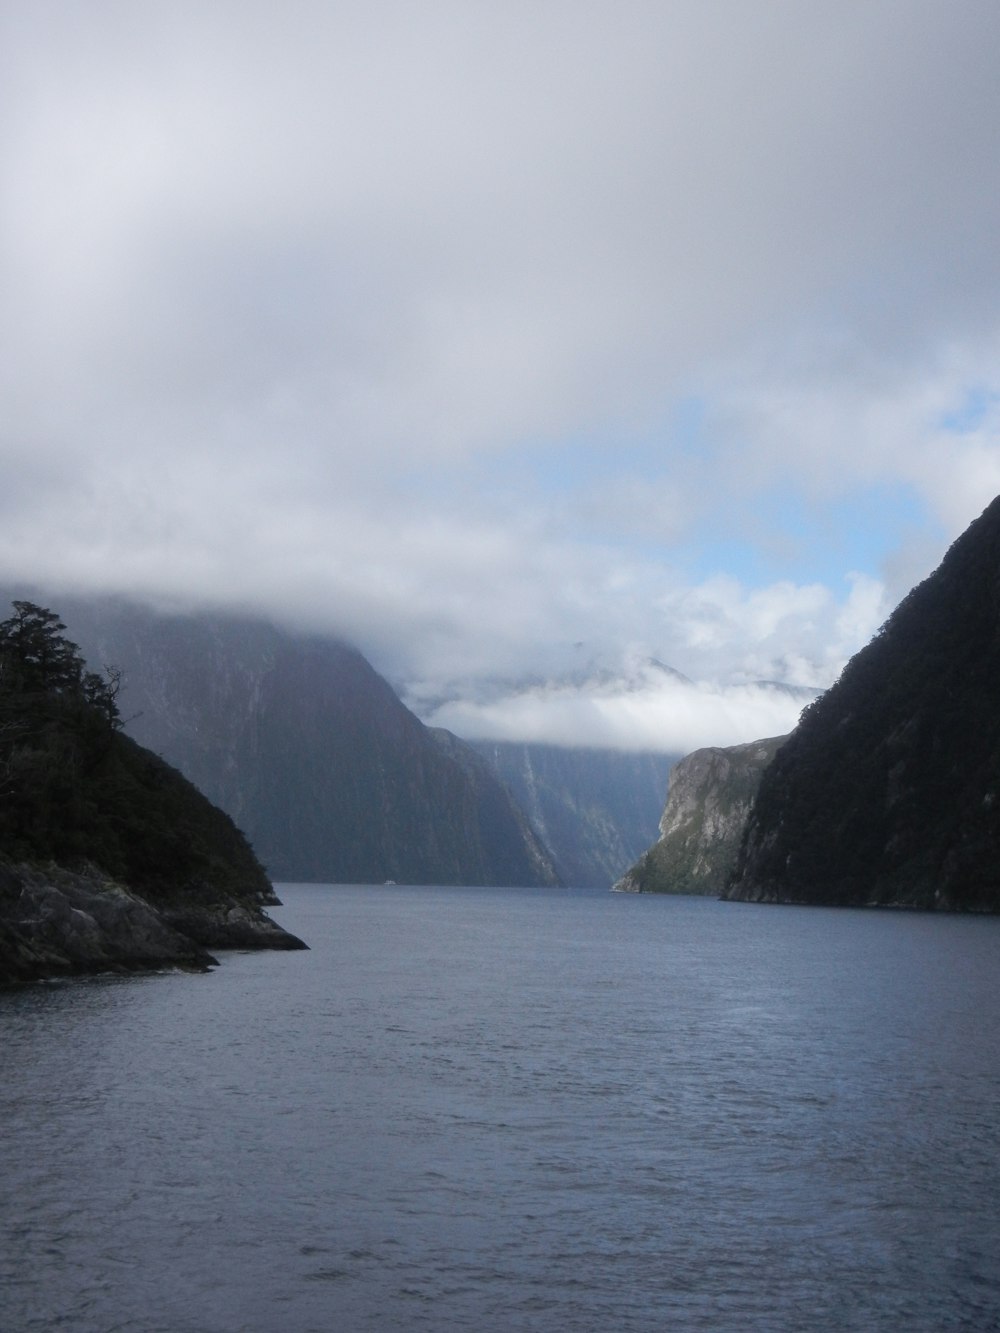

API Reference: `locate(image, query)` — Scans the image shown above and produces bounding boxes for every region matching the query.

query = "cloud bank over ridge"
[2,2,999,747]
[415,659,818,756]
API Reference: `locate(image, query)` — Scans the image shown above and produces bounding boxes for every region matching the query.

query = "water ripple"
[2,885,999,1331]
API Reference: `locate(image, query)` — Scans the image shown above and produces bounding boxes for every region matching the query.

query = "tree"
[0,601,121,728]
[0,601,83,695]
[83,665,123,730]
[0,602,124,862]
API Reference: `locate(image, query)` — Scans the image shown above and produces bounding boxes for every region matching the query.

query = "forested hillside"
[0,602,303,984]
[727,497,1000,911]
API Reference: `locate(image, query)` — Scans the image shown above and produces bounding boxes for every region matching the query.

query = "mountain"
[615,735,786,894]
[468,741,677,887]
[40,596,561,887]
[427,730,565,885]
[0,601,305,985]
[726,496,1000,911]
[416,657,814,887]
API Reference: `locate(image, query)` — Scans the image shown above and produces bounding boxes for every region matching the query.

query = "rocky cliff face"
[615,736,785,894]
[45,597,561,886]
[0,862,217,986]
[428,730,562,886]
[727,495,1000,911]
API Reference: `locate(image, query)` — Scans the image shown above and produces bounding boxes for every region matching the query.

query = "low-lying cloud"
[1,3,999,749]
[418,666,816,755]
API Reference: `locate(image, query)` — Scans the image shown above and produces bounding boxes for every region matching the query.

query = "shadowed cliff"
[727,496,1000,911]
[42,601,561,886]
[469,741,677,888]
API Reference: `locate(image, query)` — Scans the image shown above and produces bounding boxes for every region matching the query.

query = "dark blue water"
[2,884,999,1332]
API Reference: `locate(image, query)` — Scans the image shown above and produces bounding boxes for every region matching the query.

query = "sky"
[2,1,1000,751]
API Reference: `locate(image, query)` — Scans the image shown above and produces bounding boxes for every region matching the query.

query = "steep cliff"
[615,736,785,894]
[428,730,562,886]
[469,741,676,887]
[727,495,1000,911]
[45,598,561,886]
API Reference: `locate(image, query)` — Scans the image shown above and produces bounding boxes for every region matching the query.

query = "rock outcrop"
[0,858,308,988]
[614,736,785,894]
[0,862,216,985]
[726,495,1000,911]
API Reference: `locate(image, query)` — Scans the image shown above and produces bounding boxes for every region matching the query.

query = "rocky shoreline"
[0,860,306,988]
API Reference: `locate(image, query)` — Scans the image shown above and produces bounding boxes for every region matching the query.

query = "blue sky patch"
[681,482,934,589]
[940,386,999,434]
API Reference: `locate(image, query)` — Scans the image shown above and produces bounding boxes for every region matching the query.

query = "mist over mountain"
[29,594,560,888]
[727,496,1000,912]
[0,586,824,893]
[411,658,814,755]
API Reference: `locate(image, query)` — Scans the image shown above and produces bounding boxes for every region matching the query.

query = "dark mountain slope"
[428,730,562,887]
[241,638,560,884]
[727,496,1000,911]
[46,598,560,886]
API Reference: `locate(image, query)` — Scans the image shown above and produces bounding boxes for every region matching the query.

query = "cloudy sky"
[2,1,999,750]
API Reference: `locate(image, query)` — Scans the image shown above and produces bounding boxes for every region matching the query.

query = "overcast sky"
[2,1,999,750]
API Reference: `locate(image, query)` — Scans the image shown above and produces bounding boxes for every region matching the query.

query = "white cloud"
[834,573,888,650]
[1,2,999,748]
[701,338,1000,569]
[420,664,812,754]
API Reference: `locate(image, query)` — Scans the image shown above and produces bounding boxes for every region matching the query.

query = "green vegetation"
[0,601,269,901]
[0,600,306,984]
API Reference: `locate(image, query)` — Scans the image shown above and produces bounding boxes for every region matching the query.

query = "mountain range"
[468,740,676,887]
[4,592,671,887]
[9,495,998,911]
[46,598,562,887]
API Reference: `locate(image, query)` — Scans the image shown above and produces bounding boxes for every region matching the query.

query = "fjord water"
[2,885,999,1332]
